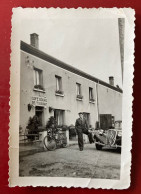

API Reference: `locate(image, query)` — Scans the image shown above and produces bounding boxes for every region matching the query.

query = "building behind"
[20,34,122,134]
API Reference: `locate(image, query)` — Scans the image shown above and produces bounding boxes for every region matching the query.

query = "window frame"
[54,109,64,126]
[76,82,83,100]
[33,67,44,91]
[89,87,95,103]
[55,75,64,96]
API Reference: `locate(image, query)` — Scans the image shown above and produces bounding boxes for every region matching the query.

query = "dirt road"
[19,144,121,179]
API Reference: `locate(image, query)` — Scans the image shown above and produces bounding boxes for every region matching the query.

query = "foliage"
[89,98,95,102]
[46,116,57,129]
[26,115,40,134]
[76,94,83,99]
[62,125,68,131]
[34,84,44,91]
[55,90,64,95]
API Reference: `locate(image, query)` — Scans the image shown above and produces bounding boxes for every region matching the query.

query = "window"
[55,75,63,94]
[54,109,64,126]
[76,83,81,95]
[34,68,44,90]
[76,83,83,99]
[89,87,94,101]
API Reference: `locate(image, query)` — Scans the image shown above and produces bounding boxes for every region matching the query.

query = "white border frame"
[9,8,135,189]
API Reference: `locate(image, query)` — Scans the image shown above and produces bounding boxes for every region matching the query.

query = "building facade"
[20,34,122,134]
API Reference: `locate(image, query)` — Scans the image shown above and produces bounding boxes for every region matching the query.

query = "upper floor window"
[34,68,44,91]
[55,75,64,95]
[76,83,83,100]
[89,87,94,102]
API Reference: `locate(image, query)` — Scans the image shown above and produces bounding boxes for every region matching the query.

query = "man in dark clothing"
[75,112,94,151]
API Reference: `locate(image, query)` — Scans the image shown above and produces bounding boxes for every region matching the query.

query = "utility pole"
[118,18,125,84]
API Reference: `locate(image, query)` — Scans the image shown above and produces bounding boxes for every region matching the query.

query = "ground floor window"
[35,106,44,126]
[54,109,64,126]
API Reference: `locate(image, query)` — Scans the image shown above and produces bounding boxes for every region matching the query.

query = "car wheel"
[95,143,103,150]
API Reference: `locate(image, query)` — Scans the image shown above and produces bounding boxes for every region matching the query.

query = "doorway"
[35,106,44,126]
[83,112,90,126]
[100,114,112,130]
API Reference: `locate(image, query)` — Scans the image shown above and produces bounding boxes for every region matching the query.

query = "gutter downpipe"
[96,80,100,128]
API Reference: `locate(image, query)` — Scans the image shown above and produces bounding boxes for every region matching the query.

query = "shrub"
[76,94,83,99]
[26,115,40,140]
[55,90,64,95]
[34,84,44,91]
[89,98,95,102]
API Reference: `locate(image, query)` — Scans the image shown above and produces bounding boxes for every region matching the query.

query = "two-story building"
[20,33,122,136]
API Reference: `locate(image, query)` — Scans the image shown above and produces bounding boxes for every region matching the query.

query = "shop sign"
[32,96,47,107]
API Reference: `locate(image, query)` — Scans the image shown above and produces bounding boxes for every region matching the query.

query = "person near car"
[75,112,94,151]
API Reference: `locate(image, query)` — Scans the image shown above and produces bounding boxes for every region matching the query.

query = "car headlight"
[118,131,122,137]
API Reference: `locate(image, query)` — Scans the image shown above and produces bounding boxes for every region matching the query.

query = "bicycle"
[43,127,67,151]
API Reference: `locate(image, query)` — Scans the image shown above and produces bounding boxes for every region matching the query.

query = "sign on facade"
[32,96,47,107]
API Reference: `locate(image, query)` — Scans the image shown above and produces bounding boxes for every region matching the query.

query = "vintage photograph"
[10,8,134,188]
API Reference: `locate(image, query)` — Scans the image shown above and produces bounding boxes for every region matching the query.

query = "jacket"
[75,118,89,131]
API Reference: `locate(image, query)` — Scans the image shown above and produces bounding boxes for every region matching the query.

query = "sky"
[21,16,122,88]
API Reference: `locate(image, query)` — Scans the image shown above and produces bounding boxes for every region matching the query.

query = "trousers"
[76,128,94,149]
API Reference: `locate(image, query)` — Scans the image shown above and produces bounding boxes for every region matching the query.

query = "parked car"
[94,120,122,150]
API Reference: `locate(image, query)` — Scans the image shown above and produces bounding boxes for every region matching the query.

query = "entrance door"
[35,106,44,126]
[83,112,90,126]
[100,114,112,130]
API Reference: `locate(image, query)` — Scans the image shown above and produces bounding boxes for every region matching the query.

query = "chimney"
[30,33,39,49]
[109,76,114,86]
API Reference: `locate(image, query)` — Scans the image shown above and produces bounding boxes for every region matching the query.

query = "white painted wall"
[20,51,122,133]
[20,51,98,132]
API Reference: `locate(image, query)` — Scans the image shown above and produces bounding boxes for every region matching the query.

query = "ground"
[19,144,121,179]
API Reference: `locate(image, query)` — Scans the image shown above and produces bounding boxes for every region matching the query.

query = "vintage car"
[94,121,122,150]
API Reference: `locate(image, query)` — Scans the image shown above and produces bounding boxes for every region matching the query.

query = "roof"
[20,41,123,93]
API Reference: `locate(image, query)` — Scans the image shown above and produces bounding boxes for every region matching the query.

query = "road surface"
[19,144,121,179]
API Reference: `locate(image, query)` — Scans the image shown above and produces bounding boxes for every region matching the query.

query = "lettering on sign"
[32,96,47,107]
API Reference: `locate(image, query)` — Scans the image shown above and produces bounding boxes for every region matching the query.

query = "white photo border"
[9,7,135,189]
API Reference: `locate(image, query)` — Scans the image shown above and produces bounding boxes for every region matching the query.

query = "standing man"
[75,112,94,151]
